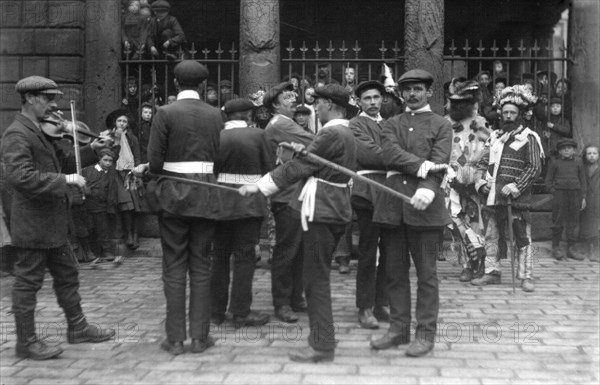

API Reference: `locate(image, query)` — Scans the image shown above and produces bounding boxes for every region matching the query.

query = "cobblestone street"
[1,239,598,385]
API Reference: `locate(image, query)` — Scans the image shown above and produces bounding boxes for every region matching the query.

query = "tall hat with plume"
[248,89,266,107]
[448,78,481,102]
[498,85,538,110]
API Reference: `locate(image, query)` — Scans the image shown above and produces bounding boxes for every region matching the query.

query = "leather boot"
[459,268,473,282]
[15,313,63,360]
[65,305,115,344]
[552,243,563,260]
[80,238,97,262]
[567,243,583,261]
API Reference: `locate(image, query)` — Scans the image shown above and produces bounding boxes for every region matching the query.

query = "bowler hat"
[174,60,209,87]
[16,76,63,95]
[556,138,577,150]
[313,84,350,107]
[397,69,434,86]
[263,82,294,109]
[223,98,254,114]
[354,80,386,99]
[294,105,311,115]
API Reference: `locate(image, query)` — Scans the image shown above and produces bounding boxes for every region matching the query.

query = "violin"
[41,111,113,146]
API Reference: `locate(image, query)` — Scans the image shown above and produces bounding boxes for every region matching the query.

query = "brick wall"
[0,0,86,134]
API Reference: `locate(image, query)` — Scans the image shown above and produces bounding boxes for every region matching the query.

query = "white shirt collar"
[224,120,248,130]
[273,113,294,122]
[322,118,349,128]
[405,104,432,114]
[359,111,383,122]
[95,164,107,173]
[177,90,200,100]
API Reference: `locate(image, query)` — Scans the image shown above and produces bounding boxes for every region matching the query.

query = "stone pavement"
[0,239,598,385]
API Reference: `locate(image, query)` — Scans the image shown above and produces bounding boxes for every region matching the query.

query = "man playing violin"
[0,76,115,360]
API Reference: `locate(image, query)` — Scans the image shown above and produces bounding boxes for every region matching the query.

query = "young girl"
[102,110,142,250]
[580,144,599,262]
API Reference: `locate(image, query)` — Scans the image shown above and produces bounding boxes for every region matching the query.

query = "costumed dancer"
[471,85,544,292]
[444,79,492,282]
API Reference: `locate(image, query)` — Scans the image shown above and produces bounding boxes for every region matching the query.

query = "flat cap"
[98,148,117,159]
[263,82,294,109]
[313,83,350,107]
[294,105,311,115]
[556,138,577,150]
[223,98,254,114]
[354,80,386,98]
[219,80,233,89]
[549,97,563,105]
[397,69,434,86]
[174,60,209,86]
[151,0,170,10]
[16,76,63,95]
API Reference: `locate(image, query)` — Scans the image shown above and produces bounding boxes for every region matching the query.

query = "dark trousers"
[303,222,345,352]
[551,189,581,245]
[159,214,214,342]
[12,245,81,317]
[211,217,263,317]
[87,211,112,257]
[380,224,442,343]
[271,203,304,308]
[355,207,388,309]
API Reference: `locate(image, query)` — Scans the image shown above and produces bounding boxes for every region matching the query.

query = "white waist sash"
[298,177,348,232]
[357,170,387,176]
[217,173,262,185]
[163,161,214,174]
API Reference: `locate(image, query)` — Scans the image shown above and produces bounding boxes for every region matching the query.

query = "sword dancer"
[241,84,357,363]
[134,60,222,355]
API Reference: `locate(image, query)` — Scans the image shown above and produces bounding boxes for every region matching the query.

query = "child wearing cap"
[545,139,587,260]
[148,0,185,60]
[293,105,312,133]
[82,149,121,264]
[541,98,571,158]
[580,144,599,262]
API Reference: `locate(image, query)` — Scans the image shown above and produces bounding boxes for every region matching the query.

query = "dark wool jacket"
[1,113,97,248]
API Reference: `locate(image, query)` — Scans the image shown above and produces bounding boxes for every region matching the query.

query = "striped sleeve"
[515,135,542,192]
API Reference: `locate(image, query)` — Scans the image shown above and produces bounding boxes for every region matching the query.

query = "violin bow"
[70,100,85,200]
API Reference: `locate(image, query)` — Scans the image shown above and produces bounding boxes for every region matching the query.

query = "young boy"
[542,98,571,158]
[148,0,185,60]
[82,149,119,263]
[545,139,587,260]
[293,105,312,133]
[136,103,153,163]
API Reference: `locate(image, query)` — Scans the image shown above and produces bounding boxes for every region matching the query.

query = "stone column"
[84,0,122,131]
[239,0,280,98]
[570,0,600,146]
[404,0,445,114]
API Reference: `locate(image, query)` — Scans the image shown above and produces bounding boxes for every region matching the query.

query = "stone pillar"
[570,0,600,147]
[84,0,122,132]
[404,0,445,114]
[239,0,280,98]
